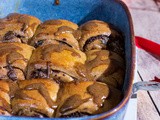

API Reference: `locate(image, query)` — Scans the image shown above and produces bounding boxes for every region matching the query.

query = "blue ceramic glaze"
[0,0,134,120]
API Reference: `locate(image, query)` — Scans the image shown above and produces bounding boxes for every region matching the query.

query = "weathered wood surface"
[137,72,160,120]
[123,0,160,120]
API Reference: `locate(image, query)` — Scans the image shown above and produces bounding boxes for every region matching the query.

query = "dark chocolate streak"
[34,39,72,48]
[3,31,25,43]
[5,64,17,81]
[34,40,44,48]
[3,31,17,40]
[60,112,90,118]
[31,62,51,78]
[17,109,47,118]
[31,68,75,84]
[83,35,109,51]
[58,39,72,48]
[4,65,25,81]
[31,69,48,79]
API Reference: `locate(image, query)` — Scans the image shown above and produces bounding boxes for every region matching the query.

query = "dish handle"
[132,78,160,94]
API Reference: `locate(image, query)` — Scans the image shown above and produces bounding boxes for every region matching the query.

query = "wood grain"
[137,72,160,120]
[123,0,160,120]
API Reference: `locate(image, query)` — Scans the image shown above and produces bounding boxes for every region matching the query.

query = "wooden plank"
[137,49,160,113]
[130,9,160,44]
[122,0,160,119]
[134,10,160,111]
[123,0,159,12]
[137,72,160,120]
[124,0,160,116]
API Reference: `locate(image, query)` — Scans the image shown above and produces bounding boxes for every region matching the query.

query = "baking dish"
[0,0,135,119]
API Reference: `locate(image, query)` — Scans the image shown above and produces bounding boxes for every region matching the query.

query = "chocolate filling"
[60,112,90,118]
[58,39,72,48]
[83,35,109,51]
[3,64,25,81]
[17,109,48,118]
[34,40,44,48]
[31,69,48,79]
[3,31,25,43]
[4,64,17,81]
[31,68,75,84]
[34,39,72,48]
[3,31,17,40]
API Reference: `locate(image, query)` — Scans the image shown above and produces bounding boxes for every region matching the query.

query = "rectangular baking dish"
[0,0,135,120]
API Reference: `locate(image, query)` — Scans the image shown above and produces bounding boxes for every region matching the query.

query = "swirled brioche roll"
[11,79,59,118]
[29,20,80,49]
[56,81,109,117]
[79,20,111,51]
[27,44,87,83]
[79,20,124,55]
[0,80,17,116]
[85,50,125,89]
[0,13,41,43]
[0,43,34,81]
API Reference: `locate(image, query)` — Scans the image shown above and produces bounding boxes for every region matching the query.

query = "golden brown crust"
[0,80,16,116]
[27,43,87,83]
[0,13,41,43]
[85,50,125,89]
[29,19,80,49]
[0,43,34,81]
[56,81,109,117]
[11,79,59,117]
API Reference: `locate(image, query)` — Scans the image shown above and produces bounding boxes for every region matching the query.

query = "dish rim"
[0,0,135,119]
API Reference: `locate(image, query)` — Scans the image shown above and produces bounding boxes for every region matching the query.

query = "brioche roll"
[0,13,41,43]
[0,43,34,81]
[79,20,111,51]
[11,79,59,117]
[0,80,17,116]
[27,43,87,83]
[29,19,80,49]
[56,81,109,117]
[86,50,125,89]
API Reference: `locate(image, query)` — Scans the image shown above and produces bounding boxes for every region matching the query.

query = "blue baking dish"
[0,0,135,120]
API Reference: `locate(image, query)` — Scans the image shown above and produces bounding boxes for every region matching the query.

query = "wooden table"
[123,0,160,120]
